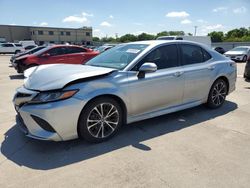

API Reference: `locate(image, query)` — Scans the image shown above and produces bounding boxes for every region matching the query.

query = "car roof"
[127,40,210,49]
[47,44,88,50]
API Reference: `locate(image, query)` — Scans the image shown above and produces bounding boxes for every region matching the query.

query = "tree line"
[208,27,250,42]
[93,27,250,43]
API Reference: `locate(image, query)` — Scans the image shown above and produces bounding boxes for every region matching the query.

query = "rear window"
[2,43,14,47]
[14,44,22,47]
[67,47,87,54]
[180,44,204,65]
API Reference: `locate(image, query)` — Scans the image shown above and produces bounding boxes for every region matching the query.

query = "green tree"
[156,31,169,38]
[101,37,117,43]
[137,33,155,41]
[208,31,224,42]
[93,37,100,42]
[168,31,185,36]
[119,34,137,42]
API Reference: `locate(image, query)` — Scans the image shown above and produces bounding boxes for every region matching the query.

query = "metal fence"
[212,42,250,51]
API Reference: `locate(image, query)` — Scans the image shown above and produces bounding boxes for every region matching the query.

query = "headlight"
[31,90,78,103]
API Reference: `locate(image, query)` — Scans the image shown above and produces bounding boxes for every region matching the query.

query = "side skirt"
[127,100,203,124]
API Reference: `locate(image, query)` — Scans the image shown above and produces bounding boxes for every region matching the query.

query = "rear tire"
[78,97,123,143]
[206,79,228,109]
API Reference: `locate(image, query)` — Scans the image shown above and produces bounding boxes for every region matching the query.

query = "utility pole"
[115,33,118,39]
[194,26,198,36]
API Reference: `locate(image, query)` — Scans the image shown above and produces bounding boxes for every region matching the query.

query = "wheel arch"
[77,94,127,138]
[214,75,230,95]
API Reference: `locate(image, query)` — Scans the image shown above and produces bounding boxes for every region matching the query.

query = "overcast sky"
[0,0,249,38]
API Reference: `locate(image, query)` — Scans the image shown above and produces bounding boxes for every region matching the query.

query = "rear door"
[179,44,213,103]
[66,47,88,64]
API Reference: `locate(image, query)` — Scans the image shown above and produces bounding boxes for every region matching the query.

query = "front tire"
[242,55,247,62]
[206,79,228,109]
[78,97,123,143]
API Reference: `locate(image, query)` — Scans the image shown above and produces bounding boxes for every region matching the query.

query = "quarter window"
[202,49,212,61]
[180,44,204,65]
[132,44,179,71]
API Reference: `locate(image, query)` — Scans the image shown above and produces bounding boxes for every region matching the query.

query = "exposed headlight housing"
[31,90,78,103]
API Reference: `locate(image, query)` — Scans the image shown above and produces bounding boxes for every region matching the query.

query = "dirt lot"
[0,55,250,188]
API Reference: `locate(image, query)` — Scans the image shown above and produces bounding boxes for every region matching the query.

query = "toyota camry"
[13,40,236,143]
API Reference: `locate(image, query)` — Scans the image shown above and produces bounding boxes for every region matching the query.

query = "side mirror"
[41,53,50,57]
[138,62,157,78]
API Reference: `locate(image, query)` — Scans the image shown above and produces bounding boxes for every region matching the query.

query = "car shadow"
[1,101,237,170]
[9,74,24,80]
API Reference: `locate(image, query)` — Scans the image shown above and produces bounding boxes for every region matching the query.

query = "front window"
[86,44,149,69]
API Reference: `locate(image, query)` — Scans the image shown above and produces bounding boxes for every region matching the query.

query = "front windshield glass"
[27,46,45,54]
[232,47,248,52]
[86,44,149,69]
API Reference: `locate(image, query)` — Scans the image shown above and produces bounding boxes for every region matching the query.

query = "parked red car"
[13,45,99,73]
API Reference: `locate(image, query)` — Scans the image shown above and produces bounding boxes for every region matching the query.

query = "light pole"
[194,26,198,36]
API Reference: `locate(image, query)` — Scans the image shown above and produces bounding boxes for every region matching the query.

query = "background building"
[0,25,93,45]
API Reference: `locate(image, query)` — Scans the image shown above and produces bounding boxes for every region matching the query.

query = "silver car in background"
[224,46,250,62]
[13,40,236,143]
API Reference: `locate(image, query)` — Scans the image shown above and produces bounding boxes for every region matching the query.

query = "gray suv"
[13,40,236,143]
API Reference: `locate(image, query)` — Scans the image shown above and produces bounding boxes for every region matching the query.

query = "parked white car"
[224,46,250,62]
[19,40,36,48]
[0,43,25,54]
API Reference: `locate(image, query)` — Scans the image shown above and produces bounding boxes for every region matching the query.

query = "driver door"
[127,44,184,117]
[39,47,67,64]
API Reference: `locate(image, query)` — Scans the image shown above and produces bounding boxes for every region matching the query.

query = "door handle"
[173,71,183,77]
[208,66,215,70]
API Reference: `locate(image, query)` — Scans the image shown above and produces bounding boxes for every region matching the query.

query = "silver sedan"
[13,40,236,142]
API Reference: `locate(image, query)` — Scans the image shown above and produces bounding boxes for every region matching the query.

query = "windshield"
[231,47,248,52]
[27,46,45,54]
[33,46,51,55]
[86,44,149,69]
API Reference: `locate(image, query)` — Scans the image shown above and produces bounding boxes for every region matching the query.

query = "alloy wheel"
[211,81,227,106]
[87,103,119,138]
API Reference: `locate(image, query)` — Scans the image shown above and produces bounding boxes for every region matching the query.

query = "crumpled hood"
[16,54,32,60]
[225,51,246,55]
[24,64,115,91]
